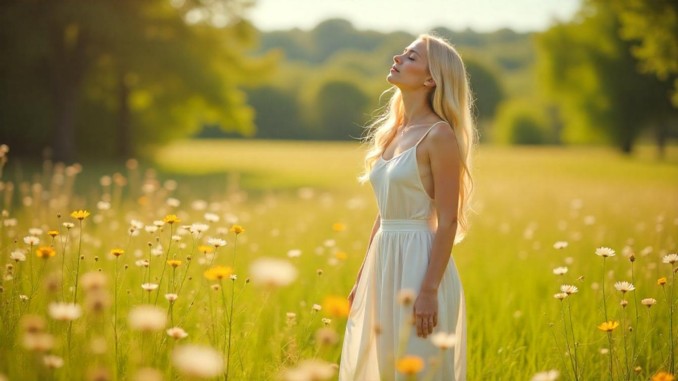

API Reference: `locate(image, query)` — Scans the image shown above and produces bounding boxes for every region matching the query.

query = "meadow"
[0,140,677,381]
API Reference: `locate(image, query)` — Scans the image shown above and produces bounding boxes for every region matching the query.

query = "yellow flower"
[111,248,124,257]
[204,266,233,281]
[230,225,245,235]
[396,355,424,375]
[332,223,346,232]
[70,210,90,220]
[48,230,59,238]
[334,251,348,260]
[36,246,56,259]
[652,371,675,381]
[167,260,182,268]
[658,277,667,286]
[597,321,620,332]
[198,245,214,254]
[322,296,350,317]
[164,214,180,224]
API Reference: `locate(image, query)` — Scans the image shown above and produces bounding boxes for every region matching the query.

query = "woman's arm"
[348,213,381,307]
[413,125,461,338]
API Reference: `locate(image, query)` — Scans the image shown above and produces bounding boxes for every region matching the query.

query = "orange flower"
[652,371,675,381]
[396,355,424,375]
[204,266,233,281]
[36,246,56,259]
[70,210,90,220]
[167,260,182,268]
[163,214,180,224]
[658,277,667,286]
[322,296,350,318]
[230,225,245,235]
[597,321,619,332]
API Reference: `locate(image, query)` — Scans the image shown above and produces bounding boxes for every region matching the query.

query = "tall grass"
[0,141,676,380]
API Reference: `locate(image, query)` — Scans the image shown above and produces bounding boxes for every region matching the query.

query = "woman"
[339,34,475,381]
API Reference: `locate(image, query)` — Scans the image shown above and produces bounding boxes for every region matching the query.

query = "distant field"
[1,140,677,380]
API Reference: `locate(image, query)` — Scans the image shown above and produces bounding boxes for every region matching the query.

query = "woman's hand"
[413,290,438,338]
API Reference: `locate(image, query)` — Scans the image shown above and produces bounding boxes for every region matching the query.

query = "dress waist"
[380,219,432,232]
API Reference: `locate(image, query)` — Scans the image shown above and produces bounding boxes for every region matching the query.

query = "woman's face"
[387,39,432,90]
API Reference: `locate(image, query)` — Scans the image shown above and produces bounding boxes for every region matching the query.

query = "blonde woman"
[339,34,475,381]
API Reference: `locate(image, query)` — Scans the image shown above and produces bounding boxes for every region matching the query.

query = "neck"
[400,89,434,125]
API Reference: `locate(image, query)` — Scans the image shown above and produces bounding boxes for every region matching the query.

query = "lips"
[390,66,399,73]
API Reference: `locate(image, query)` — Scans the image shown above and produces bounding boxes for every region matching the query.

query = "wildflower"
[614,281,635,293]
[166,327,188,340]
[560,285,578,295]
[163,214,180,224]
[23,236,40,246]
[229,274,237,281]
[553,241,568,250]
[315,327,339,346]
[145,225,158,234]
[70,210,90,220]
[10,250,26,262]
[167,259,182,268]
[287,249,302,258]
[207,237,226,248]
[198,245,214,254]
[431,332,456,350]
[36,246,56,259]
[172,345,224,378]
[620,299,629,308]
[111,248,124,257]
[335,251,348,260]
[641,298,657,308]
[554,293,568,300]
[312,304,322,312]
[281,359,335,381]
[29,228,43,236]
[204,213,219,222]
[165,293,178,302]
[249,258,298,287]
[652,371,675,381]
[43,354,64,369]
[321,318,332,326]
[81,272,107,291]
[396,355,424,375]
[97,201,111,210]
[323,296,350,317]
[62,222,74,229]
[128,305,167,332]
[530,370,560,381]
[204,266,233,281]
[48,303,82,321]
[48,230,59,238]
[397,289,416,306]
[332,223,346,232]
[658,277,667,286]
[663,253,678,265]
[597,321,620,332]
[132,368,163,381]
[286,312,297,325]
[166,197,180,207]
[141,283,159,291]
[22,332,54,352]
[553,266,568,275]
[135,259,150,267]
[190,223,209,234]
[595,247,616,258]
[230,224,245,235]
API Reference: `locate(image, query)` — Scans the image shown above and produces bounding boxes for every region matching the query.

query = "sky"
[247,0,582,33]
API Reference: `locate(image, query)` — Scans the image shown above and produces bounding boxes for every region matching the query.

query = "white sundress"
[339,123,467,381]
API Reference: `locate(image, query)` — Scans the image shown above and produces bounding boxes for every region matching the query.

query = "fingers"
[414,314,436,338]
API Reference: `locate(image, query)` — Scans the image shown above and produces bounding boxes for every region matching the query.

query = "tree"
[536,0,676,153]
[313,80,369,140]
[0,0,266,161]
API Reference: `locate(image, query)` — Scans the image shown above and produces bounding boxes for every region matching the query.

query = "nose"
[393,54,401,64]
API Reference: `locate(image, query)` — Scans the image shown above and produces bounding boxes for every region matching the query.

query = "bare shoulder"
[426,121,459,156]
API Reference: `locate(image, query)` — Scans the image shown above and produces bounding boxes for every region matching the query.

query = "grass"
[0,140,676,380]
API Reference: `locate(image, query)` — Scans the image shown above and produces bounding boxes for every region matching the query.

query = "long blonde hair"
[361,34,477,242]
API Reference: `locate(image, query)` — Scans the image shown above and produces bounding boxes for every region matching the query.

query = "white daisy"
[595,247,616,258]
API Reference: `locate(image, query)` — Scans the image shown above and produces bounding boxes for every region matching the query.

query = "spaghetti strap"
[414,120,448,147]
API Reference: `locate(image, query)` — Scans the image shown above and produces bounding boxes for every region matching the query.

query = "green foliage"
[0,0,269,160]
[494,99,551,145]
[536,0,678,152]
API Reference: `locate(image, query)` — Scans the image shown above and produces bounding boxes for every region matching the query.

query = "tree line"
[1,0,676,161]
